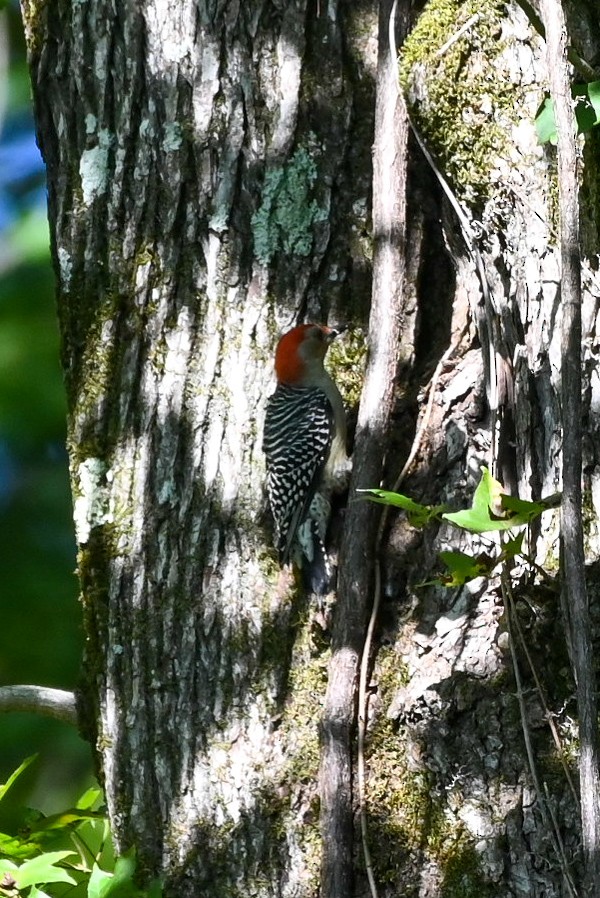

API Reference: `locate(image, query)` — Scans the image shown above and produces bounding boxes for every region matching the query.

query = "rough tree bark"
[540,0,600,889]
[319,2,409,896]
[21,1,378,894]
[360,0,600,895]
[20,0,600,895]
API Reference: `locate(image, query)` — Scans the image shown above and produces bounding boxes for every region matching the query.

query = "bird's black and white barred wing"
[263,384,334,564]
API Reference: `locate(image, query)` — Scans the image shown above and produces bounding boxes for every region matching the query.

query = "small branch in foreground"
[319,1,408,895]
[0,685,78,726]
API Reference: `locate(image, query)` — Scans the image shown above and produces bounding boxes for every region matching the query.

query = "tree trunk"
[21,1,377,893]
[21,0,600,894]
[361,0,600,894]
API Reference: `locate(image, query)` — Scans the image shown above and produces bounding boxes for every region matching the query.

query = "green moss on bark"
[400,0,518,211]
[362,648,494,895]
[325,327,368,409]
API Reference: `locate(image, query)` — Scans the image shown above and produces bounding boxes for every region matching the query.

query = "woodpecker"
[263,323,347,594]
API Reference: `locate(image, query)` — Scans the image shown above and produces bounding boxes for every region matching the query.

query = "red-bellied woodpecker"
[263,323,348,594]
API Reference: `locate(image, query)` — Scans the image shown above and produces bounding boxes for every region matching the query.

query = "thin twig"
[357,335,462,897]
[435,13,481,58]
[502,570,579,897]
[507,183,558,241]
[507,576,579,808]
[408,117,500,473]
[544,781,578,895]
[357,557,381,898]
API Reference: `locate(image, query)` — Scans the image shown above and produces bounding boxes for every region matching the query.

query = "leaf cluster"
[360,467,559,587]
[536,81,600,144]
[0,758,161,898]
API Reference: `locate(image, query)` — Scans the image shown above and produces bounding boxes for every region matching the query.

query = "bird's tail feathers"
[295,517,335,596]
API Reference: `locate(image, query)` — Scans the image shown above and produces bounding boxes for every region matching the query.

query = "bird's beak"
[327,324,347,342]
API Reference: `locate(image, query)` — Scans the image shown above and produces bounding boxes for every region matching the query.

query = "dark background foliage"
[0,1,90,814]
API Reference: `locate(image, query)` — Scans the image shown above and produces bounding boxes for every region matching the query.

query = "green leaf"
[87,850,138,898]
[442,506,502,533]
[500,494,547,524]
[27,808,106,835]
[357,488,425,511]
[69,814,111,871]
[443,467,547,533]
[88,862,113,898]
[76,788,104,812]
[109,850,137,893]
[0,755,38,804]
[438,551,494,586]
[0,858,18,875]
[573,85,598,134]
[443,467,554,533]
[535,81,600,144]
[29,888,53,898]
[535,96,557,144]
[357,489,446,527]
[443,468,506,532]
[500,531,525,560]
[589,81,600,122]
[0,831,41,860]
[12,851,77,888]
